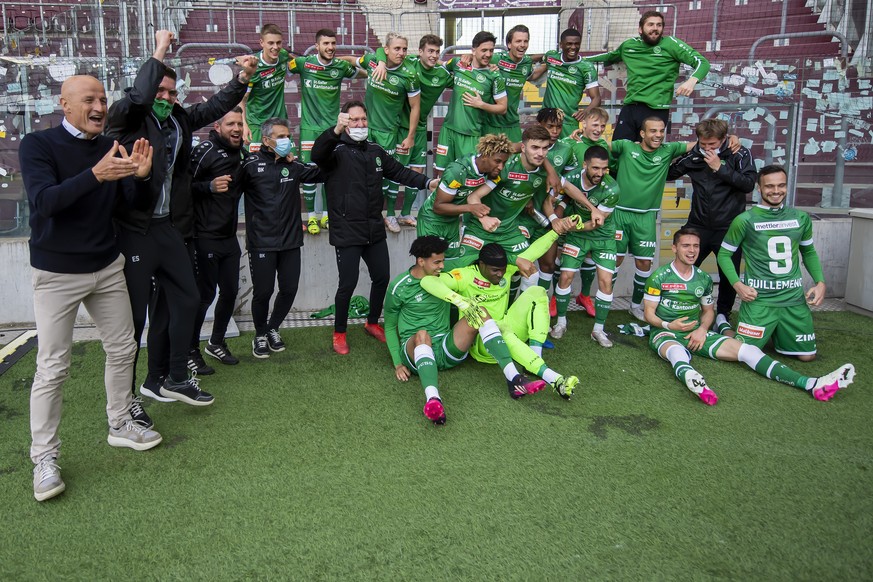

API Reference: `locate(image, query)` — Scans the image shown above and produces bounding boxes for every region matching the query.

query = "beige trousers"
[30,254,137,463]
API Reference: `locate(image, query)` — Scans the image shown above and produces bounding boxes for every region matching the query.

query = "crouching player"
[385,236,546,424]
[644,228,855,405]
[422,229,580,400]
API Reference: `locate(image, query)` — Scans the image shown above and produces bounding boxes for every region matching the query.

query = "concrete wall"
[0,216,856,327]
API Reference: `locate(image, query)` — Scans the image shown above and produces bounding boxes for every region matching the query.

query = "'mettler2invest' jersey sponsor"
[289,55,357,131]
[720,205,816,307]
[644,262,714,326]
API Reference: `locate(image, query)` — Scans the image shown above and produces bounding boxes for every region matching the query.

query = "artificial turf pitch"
[1,310,871,580]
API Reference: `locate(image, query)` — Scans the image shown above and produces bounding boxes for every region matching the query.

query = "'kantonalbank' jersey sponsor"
[644,262,714,326]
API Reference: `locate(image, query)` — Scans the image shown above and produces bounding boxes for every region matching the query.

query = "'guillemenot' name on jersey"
[644,262,714,326]
[720,205,815,306]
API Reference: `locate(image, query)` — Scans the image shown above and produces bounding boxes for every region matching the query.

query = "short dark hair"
[162,66,177,82]
[341,100,367,114]
[584,145,610,164]
[419,34,443,50]
[536,107,564,126]
[479,243,507,268]
[472,31,497,48]
[560,28,582,42]
[758,164,788,184]
[641,116,665,132]
[410,236,449,259]
[673,227,701,245]
[522,125,552,143]
[505,25,529,45]
[315,29,336,42]
[261,24,283,38]
[639,10,664,28]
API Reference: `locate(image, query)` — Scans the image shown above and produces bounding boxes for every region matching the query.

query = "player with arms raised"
[646,228,854,405]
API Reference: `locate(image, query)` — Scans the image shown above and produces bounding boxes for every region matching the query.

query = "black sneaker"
[129,396,154,429]
[266,328,286,352]
[187,348,215,376]
[140,374,173,403]
[159,376,214,407]
[252,335,270,359]
[205,342,239,365]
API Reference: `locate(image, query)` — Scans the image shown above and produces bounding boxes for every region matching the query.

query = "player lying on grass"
[644,228,855,405]
[384,236,547,425]
[421,229,581,400]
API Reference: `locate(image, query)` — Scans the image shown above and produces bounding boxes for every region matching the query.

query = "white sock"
[541,368,560,384]
[631,301,641,310]
[539,272,553,285]
[530,344,543,357]
[424,386,440,401]
[665,344,691,367]
[593,323,604,332]
[736,343,764,369]
[502,362,520,380]
[519,273,539,292]
[308,212,316,221]
[557,315,567,326]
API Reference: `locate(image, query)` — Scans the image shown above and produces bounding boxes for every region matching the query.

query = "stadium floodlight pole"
[750,31,850,208]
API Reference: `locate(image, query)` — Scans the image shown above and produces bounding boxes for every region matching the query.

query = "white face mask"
[348,127,369,142]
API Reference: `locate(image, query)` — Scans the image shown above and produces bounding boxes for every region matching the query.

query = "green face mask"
[152,98,173,121]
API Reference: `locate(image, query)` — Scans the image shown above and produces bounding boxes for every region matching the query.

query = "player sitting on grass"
[644,228,855,405]
[421,229,581,400]
[385,236,547,423]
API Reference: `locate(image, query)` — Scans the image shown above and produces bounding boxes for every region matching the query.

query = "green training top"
[644,262,714,327]
[358,53,420,133]
[560,172,620,241]
[612,139,686,212]
[466,153,563,237]
[541,50,599,117]
[588,36,710,109]
[719,205,821,307]
[420,155,501,226]
[245,49,292,126]
[443,58,507,137]
[384,269,452,366]
[288,55,357,132]
[487,51,534,129]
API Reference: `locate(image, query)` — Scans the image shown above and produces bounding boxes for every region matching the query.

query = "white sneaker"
[384,216,401,233]
[590,329,613,348]
[397,214,417,227]
[629,305,646,322]
[108,420,163,451]
[550,322,567,339]
[33,457,65,502]
[810,363,856,401]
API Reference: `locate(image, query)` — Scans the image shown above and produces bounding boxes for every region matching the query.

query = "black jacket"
[190,130,245,240]
[668,142,757,230]
[107,57,248,238]
[239,148,324,251]
[311,128,430,247]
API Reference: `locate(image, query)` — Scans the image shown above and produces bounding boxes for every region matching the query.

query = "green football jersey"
[288,55,357,132]
[384,270,452,366]
[412,57,453,129]
[444,58,507,136]
[245,49,292,125]
[560,173,620,241]
[720,205,815,307]
[571,136,616,173]
[359,53,420,133]
[547,138,577,174]
[468,154,556,236]
[612,139,687,212]
[487,51,533,128]
[542,50,599,117]
[644,262,714,327]
[420,155,500,226]
[588,36,710,110]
